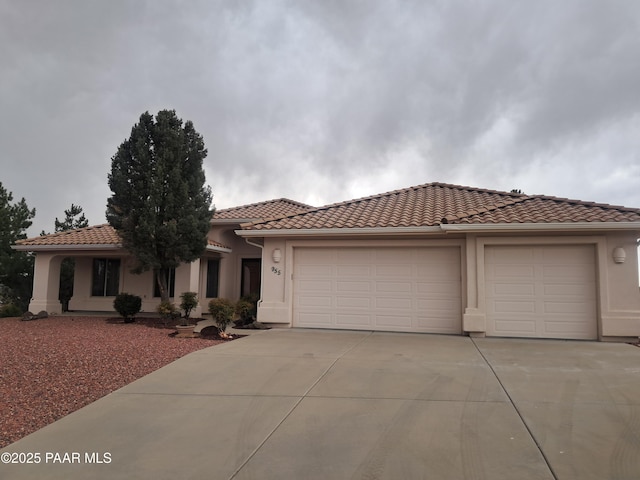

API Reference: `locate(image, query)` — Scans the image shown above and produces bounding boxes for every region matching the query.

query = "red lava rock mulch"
[0,315,230,449]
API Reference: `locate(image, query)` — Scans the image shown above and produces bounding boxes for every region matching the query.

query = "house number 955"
[271,266,281,275]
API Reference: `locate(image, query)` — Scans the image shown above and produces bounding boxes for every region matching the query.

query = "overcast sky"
[2,0,640,237]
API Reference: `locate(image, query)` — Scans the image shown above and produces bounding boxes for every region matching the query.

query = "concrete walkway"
[1,329,639,479]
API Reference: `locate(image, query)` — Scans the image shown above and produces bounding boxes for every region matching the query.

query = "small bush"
[235,295,257,326]
[157,300,179,322]
[179,292,199,323]
[208,298,235,333]
[0,303,23,318]
[113,293,142,323]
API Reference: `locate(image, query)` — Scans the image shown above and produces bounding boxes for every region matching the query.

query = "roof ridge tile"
[215,197,313,214]
[529,194,640,214]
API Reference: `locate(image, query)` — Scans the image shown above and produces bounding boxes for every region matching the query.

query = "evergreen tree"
[0,182,35,311]
[55,204,89,232]
[106,110,213,302]
[46,204,89,311]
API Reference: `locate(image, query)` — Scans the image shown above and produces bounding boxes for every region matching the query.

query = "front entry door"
[241,258,262,297]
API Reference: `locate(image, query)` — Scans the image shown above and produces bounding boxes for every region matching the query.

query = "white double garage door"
[293,245,597,339]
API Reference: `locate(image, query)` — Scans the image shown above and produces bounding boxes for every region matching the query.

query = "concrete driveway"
[1,329,639,479]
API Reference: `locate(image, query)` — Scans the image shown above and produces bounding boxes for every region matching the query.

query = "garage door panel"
[376,297,413,309]
[300,249,335,262]
[298,295,333,307]
[540,247,591,263]
[337,250,371,262]
[495,320,536,334]
[336,296,371,308]
[376,281,412,293]
[494,301,537,313]
[491,264,535,277]
[416,264,460,277]
[376,265,412,276]
[415,248,459,262]
[337,265,372,276]
[416,281,458,295]
[543,284,592,296]
[337,281,371,292]
[298,279,332,291]
[336,313,372,327]
[543,264,592,278]
[375,315,412,329]
[298,312,333,326]
[416,315,464,332]
[298,265,333,277]
[417,298,460,311]
[543,301,595,314]
[493,283,535,295]
[489,247,534,262]
[486,245,597,340]
[294,247,461,333]
[544,322,593,336]
[376,250,410,262]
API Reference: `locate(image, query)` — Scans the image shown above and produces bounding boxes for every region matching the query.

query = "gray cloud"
[1,0,639,235]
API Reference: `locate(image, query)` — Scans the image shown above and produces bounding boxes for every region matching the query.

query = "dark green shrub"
[179,292,199,324]
[208,298,235,333]
[113,293,142,323]
[0,303,22,318]
[235,295,258,326]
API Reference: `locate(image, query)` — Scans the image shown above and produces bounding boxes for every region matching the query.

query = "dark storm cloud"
[0,0,638,235]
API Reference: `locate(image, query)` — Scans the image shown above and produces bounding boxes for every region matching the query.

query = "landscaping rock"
[21,311,48,321]
[199,325,220,337]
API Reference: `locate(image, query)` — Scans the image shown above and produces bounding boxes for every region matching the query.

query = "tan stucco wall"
[28,223,261,316]
[210,227,261,301]
[258,238,289,324]
[600,233,640,337]
[26,224,640,340]
[257,232,640,340]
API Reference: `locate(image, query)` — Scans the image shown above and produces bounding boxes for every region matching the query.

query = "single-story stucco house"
[14,182,640,341]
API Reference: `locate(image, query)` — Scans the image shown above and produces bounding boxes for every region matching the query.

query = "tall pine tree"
[106,110,213,302]
[45,204,89,311]
[0,182,35,311]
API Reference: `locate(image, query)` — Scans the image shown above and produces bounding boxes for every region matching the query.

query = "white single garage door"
[293,247,462,333]
[485,245,597,340]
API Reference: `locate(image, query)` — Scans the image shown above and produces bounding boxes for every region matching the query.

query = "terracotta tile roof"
[17,224,233,251]
[448,196,640,224]
[16,199,312,249]
[241,182,640,231]
[213,198,313,220]
[16,224,121,247]
[207,239,230,250]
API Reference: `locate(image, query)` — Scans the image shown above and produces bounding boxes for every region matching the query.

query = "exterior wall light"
[272,248,282,263]
[612,247,626,264]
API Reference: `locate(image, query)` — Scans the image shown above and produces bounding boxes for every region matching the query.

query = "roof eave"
[211,218,262,225]
[440,222,640,233]
[206,244,232,253]
[12,244,123,252]
[235,226,444,237]
[235,222,640,237]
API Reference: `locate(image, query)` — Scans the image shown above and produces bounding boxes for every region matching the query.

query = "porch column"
[29,253,63,314]
[462,235,486,335]
[174,259,203,317]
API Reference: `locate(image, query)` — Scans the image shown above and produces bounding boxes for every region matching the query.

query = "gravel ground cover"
[0,315,226,449]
